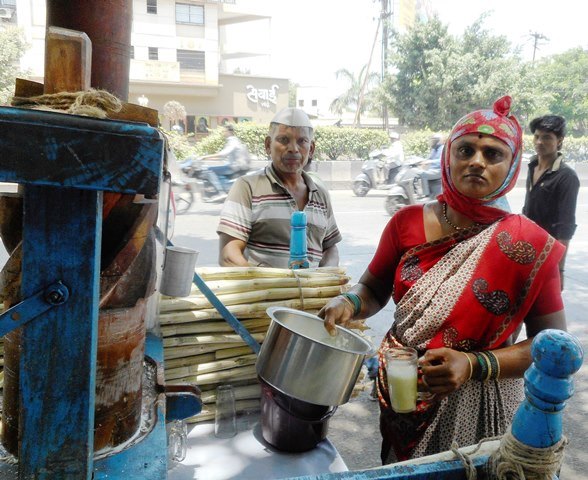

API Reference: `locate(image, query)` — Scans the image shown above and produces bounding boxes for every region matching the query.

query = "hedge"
[164,126,588,163]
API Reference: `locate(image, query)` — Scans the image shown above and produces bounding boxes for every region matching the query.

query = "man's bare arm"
[318,245,339,267]
[218,233,249,266]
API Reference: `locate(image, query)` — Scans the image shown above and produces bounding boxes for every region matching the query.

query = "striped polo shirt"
[217,164,342,268]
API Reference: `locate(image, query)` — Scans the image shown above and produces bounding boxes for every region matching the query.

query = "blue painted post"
[19,186,102,478]
[511,329,583,447]
[289,211,309,269]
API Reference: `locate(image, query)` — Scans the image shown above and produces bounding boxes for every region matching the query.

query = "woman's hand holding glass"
[419,348,473,401]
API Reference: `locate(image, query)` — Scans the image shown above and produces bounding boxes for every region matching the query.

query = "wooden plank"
[0,107,163,196]
[14,78,44,98]
[44,27,91,94]
[19,186,101,479]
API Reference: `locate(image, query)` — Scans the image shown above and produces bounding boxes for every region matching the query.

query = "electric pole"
[381,0,391,131]
[529,31,549,63]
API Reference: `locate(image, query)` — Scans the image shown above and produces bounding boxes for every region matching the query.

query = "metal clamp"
[0,281,70,336]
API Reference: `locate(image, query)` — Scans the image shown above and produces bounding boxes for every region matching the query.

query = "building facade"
[4,0,289,133]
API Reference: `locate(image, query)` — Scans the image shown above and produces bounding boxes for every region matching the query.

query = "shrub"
[314,127,389,160]
[161,129,198,161]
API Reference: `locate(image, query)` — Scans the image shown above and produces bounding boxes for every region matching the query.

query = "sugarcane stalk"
[180,274,350,298]
[161,318,269,338]
[165,353,257,380]
[160,285,344,312]
[195,266,346,281]
[185,399,260,424]
[164,342,252,360]
[166,364,257,386]
[164,352,216,370]
[199,383,261,404]
[159,297,334,325]
[163,333,265,349]
[215,346,252,360]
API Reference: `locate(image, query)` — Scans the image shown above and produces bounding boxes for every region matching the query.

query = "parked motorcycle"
[384,157,442,215]
[352,148,404,197]
[172,156,250,214]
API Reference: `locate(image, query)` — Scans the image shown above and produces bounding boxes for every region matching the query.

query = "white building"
[3,0,289,133]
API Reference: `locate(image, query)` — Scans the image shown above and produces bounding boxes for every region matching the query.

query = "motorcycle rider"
[200,124,249,200]
[380,131,405,184]
[419,132,444,197]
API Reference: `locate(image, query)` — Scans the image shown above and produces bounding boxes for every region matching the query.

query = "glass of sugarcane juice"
[385,347,418,413]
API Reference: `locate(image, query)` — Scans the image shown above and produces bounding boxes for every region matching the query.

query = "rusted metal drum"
[1,302,146,454]
[94,301,146,451]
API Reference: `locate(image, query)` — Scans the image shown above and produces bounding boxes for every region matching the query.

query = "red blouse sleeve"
[368,206,426,282]
[528,260,564,316]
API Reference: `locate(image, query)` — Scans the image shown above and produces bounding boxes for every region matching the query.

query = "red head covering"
[438,96,523,224]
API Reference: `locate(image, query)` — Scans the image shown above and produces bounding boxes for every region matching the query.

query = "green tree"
[0,26,29,105]
[329,66,380,124]
[384,15,532,130]
[532,48,588,135]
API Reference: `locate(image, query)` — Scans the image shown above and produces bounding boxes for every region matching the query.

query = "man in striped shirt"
[216,108,341,268]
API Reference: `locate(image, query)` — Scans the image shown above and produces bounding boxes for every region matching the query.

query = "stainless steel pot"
[256,307,375,406]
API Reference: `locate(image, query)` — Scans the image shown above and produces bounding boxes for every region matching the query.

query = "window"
[176,3,204,25]
[0,0,16,6]
[312,99,318,107]
[147,0,157,14]
[298,100,304,107]
[148,47,158,60]
[177,49,205,71]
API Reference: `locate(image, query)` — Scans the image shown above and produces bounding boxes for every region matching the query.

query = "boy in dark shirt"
[522,115,579,290]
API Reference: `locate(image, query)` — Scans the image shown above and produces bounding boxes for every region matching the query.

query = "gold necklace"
[442,202,478,231]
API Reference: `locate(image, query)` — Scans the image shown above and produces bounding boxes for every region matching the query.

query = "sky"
[268,0,587,94]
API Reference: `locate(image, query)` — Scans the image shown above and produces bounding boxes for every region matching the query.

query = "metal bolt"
[46,290,65,305]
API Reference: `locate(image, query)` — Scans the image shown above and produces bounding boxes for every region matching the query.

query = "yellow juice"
[387,364,417,413]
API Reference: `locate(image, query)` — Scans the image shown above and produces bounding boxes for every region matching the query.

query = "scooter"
[172,156,250,214]
[352,148,403,197]
[384,157,442,215]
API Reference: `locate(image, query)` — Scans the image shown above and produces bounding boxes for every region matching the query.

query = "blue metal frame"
[0,106,165,479]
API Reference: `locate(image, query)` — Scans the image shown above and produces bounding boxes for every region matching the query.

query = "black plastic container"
[259,378,336,452]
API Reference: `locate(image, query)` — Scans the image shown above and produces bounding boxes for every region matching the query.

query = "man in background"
[420,132,444,197]
[217,107,341,268]
[201,124,250,199]
[522,115,579,290]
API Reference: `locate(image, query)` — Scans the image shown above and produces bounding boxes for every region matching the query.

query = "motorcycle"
[352,148,404,197]
[384,157,442,216]
[171,156,250,214]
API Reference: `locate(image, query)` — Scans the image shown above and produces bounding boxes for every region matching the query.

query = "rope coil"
[11,89,122,119]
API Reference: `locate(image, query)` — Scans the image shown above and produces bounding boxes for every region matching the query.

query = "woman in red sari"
[319,96,566,463]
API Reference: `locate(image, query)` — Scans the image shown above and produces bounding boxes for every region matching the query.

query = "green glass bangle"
[341,292,362,316]
[483,351,500,380]
[473,352,489,382]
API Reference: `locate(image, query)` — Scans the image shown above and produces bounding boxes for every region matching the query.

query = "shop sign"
[246,84,279,109]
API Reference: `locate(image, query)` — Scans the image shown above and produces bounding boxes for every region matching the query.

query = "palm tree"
[329,66,380,125]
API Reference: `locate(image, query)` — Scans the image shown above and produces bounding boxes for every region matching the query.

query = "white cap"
[270,107,313,129]
[389,131,400,140]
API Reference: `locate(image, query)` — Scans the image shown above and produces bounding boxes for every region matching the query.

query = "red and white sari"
[376,214,563,462]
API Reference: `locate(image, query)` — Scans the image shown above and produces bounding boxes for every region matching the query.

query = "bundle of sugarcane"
[160,266,352,423]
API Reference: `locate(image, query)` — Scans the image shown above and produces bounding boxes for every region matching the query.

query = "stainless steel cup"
[159,246,198,297]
